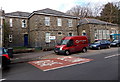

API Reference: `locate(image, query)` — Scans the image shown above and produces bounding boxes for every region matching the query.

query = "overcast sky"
[0,0,119,13]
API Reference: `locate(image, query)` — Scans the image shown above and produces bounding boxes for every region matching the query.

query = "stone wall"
[78,24,119,43]
[29,14,78,47]
[5,17,29,47]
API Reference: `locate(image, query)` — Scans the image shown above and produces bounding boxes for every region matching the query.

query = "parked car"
[0,48,11,68]
[110,39,120,47]
[54,36,89,55]
[89,40,111,50]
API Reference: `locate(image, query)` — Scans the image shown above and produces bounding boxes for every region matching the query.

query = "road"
[2,47,120,80]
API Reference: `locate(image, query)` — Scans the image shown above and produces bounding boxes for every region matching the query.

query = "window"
[10,19,12,27]
[58,32,62,35]
[103,30,106,39]
[57,18,62,26]
[22,20,27,28]
[68,19,72,27]
[94,29,98,39]
[9,35,12,42]
[45,17,50,26]
[45,32,50,43]
[68,33,73,36]
[106,30,110,39]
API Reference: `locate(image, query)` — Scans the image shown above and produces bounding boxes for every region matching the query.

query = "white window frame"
[57,18,62,26]
[22,19,27,28]
[10,19,12,27]
[9,35,12,42]
[45,32,51,43]
[68,19,72,27]
[45,17,50,26]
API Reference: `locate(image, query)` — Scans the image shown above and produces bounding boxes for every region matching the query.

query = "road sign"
[28,56,93,71]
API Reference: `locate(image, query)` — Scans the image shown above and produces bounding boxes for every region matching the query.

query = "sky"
[0,0,119,13]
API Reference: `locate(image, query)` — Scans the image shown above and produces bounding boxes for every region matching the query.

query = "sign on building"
[49,36,56,40]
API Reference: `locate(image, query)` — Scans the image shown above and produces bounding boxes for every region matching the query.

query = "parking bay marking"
[104,54,120,59]
[28,56,93,71]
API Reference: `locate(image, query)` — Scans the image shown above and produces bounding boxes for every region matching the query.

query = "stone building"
[78,18,119,43]
[29,8,79,47]
[3,8,79,48]
[2,9,119,48]
[5,11,30,47]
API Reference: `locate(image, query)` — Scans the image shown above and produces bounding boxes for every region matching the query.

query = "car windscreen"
[113,40,118,43]
[94,41,101,44]
[60,40,69,45]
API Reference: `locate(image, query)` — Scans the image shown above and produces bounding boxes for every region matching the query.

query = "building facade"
[3,8,79,48]
[1,9,120,48]
[78,18,119,43]
[5,11,30,47]
[29,8,79,47]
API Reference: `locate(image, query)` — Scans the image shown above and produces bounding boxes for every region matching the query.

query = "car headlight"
[92,45,97,47]
[60,47,63,50]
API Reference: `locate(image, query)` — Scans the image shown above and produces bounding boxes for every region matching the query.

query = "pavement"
[10,50,62,64]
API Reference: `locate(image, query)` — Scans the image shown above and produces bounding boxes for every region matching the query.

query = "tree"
[66,4,93,18]
[100,2,119,24]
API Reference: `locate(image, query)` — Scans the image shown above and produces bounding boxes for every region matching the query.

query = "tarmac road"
[2,47,120,81]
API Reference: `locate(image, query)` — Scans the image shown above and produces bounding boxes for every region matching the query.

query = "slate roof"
[79,18,117,26]
[32,8,78,18]
[5,11,31,18]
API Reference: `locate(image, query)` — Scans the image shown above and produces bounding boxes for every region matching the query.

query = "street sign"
[28,56,93,71]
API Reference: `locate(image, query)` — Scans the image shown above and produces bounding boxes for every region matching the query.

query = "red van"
[54,36,88,55]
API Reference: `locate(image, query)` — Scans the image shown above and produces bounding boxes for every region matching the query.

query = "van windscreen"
[60,40,69,45]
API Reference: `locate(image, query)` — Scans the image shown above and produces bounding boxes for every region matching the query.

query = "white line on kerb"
[104,54,120,59]
[0,78,6,82]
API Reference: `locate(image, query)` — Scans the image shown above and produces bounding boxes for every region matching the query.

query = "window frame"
[22,19,27,28]
[57,18,62,26]
[45,17,50,26]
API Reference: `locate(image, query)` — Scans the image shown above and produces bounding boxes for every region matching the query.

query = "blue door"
[24,34,28,46]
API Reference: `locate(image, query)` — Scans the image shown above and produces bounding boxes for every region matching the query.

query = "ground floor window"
[45,32,50,43]
[68,33,73,36]
[94,29,110,40]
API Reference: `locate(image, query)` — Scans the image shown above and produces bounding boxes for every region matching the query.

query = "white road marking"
[104,54,120,59]
[43,61,91,71]
[0,78,6,81]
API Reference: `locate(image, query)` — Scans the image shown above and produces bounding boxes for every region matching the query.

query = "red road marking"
[28,56,93,71]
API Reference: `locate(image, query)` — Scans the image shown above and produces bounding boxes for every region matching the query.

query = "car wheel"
[108,45,110,48]
[82,48,87,53]
[65,50,70,55]
[117,44,119,47]
[98,47,101,50]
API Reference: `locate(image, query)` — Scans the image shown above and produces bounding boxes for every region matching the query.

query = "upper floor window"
[68,19,72,27]
[9,35,12,42]
[45,17,50,26]
[10,19,12,27]
[57,18,62,26]
[22,20,27,28]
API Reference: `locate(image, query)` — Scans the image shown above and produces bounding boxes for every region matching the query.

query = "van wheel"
[65,50,70,55]
[82,48,87,53]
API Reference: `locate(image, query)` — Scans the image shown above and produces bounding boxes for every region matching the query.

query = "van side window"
[67,40,74,46]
